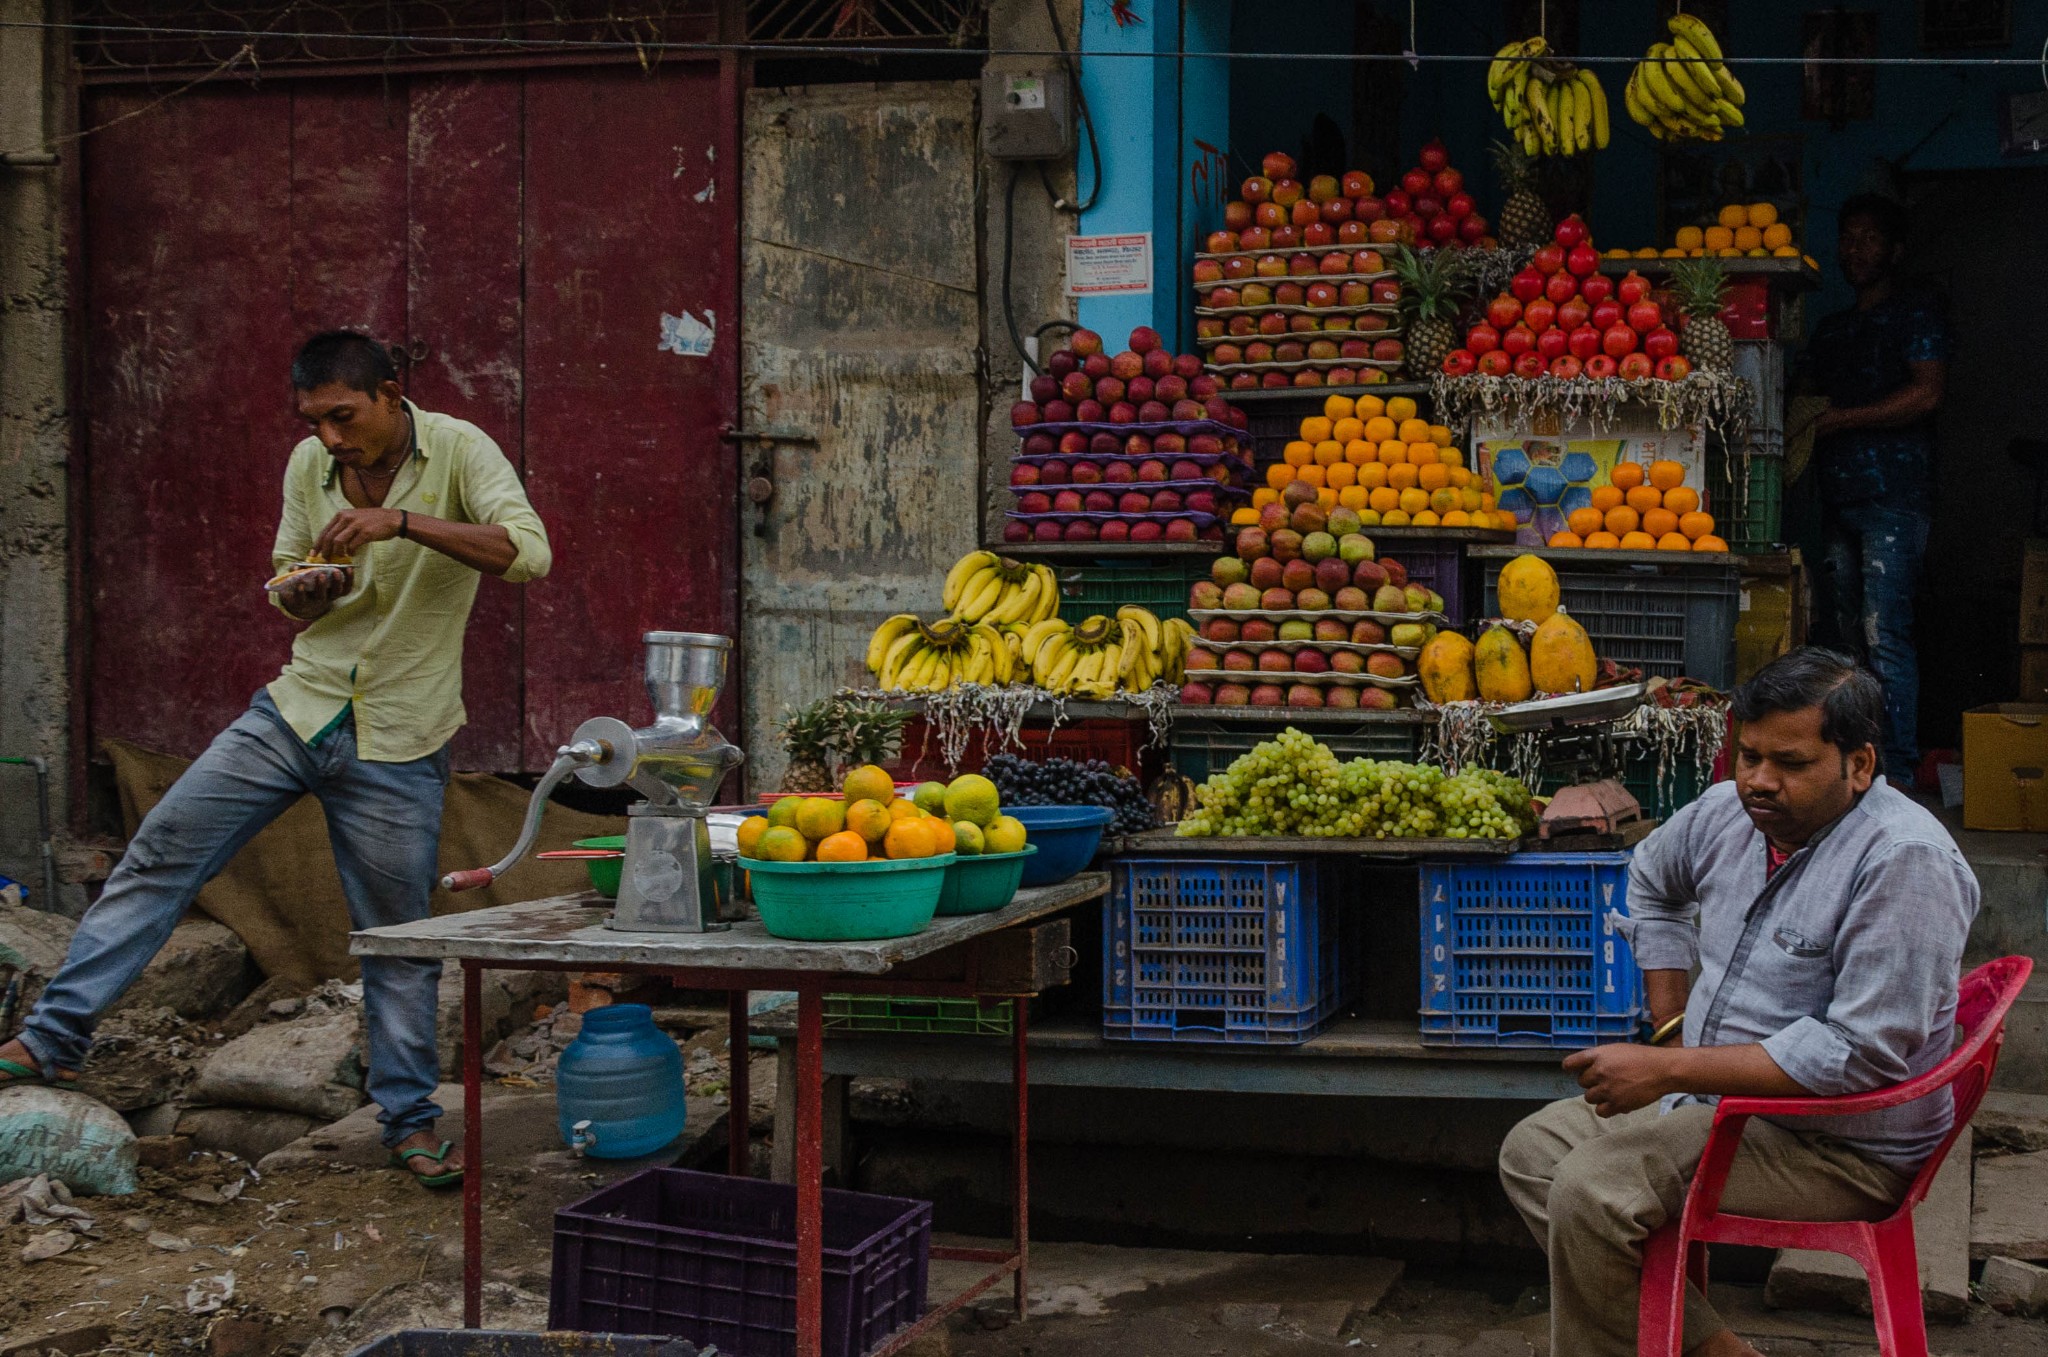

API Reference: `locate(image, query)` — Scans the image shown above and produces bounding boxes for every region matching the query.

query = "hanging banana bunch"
[940,550,1060,626]
[866,615,1017,693]
[1488,36,1609,157]
[1624,13,1744,143]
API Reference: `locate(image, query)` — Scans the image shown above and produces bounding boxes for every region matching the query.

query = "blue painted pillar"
[1077,0,1232,352]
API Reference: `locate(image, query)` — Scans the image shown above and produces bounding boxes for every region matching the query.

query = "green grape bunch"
[1176,730,1536,841]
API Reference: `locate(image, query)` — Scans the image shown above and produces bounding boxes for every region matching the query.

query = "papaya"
[1418,631,1476,704]
[1530,608,1598,694]
[1497,553,1561,623]
[1475,626,1534,703]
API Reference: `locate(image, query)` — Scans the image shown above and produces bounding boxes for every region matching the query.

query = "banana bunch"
[1020,608,1196,700]
[1488,38,1608,157]
[867,615,1018,692]
[942,550,1059,627]
[1624,13,1744,142]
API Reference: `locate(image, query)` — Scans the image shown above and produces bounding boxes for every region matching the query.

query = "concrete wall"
[0,0,75,914]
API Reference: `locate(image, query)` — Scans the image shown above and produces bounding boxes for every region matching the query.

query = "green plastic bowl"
[740,854,956,941]
[574,836,627,898]
[936,846,1038,916]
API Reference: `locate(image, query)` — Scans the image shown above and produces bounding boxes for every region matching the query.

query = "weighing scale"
[1487,682,1653,840]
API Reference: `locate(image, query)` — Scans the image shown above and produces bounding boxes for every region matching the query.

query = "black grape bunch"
[981,754,1156,834]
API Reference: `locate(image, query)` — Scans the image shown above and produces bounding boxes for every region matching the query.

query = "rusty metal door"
[81,65,737,773]
[737,83,983,790]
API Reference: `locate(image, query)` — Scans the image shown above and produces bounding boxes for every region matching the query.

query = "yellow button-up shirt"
[268,402,551,762]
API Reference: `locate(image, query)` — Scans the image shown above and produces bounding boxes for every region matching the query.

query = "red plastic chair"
[1638,955,2035,1357]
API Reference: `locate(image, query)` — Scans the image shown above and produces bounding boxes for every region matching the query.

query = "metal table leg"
[728,989,751,1175]
[462,960,484,1329]
[796,984,824,1357]
[1013,999,1030,1321]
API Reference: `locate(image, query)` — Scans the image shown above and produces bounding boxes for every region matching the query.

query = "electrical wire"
[1000,160,1035,372]
[1041,0,1099,214]
[14,18,2048,67]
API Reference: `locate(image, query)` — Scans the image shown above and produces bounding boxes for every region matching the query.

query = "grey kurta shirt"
[1617,778,1979,1170]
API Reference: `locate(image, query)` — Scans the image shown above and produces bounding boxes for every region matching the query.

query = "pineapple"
[1489,141,1551,251]
[1391,246,1470,379]
[777,701,836,792]
[776,695,914,792]
[1668,257,1735,373]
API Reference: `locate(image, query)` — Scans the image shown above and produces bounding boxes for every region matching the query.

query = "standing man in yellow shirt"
[0,332,551,1187]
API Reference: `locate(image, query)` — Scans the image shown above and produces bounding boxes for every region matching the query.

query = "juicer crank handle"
[438,741,605,893]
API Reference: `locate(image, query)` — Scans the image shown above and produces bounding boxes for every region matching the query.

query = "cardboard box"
[2022,540,2048,646]
[2022,648,2048,704]
[1963,704,2048,831]
[1735,550,1807,685]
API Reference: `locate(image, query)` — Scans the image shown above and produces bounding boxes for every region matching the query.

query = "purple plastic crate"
[549,1168,930,1357]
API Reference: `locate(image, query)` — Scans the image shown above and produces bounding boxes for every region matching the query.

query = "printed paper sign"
[1066,233,1153,296]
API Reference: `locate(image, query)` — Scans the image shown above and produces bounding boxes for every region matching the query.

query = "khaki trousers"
[1499,1097,1908,1356]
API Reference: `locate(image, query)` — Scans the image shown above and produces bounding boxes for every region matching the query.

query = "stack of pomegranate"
[1440,216,1691,382]
[1005,326,1253,545]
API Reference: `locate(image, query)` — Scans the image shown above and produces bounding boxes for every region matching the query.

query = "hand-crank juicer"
[443,632,745,931]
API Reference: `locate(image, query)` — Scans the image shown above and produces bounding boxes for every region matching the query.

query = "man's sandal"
[0,1057,73,1088]
[389,1141,464,1189]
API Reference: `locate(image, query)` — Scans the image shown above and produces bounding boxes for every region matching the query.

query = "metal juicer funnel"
[645,630,729,720]
[603,632,743,809]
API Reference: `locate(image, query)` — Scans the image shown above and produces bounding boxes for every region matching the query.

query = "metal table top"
[349,872,1108,975]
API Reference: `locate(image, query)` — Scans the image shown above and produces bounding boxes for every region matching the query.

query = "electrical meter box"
[982,60,1073,160]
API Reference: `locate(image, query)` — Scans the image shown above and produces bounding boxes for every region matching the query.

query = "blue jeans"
[21,691,450,1148]
[1823,504,1930,784]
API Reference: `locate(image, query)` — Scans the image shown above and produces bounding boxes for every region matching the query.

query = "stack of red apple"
[1004,326,1253,545]
[1194,248,1408,391]
[1200,143,1491,259]
[1439,216,1693,383]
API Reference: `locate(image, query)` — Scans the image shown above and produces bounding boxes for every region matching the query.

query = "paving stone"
[189,1011,365,1121]
[1978,1256,2048,1315]
[1768,1128,1969,1320]
[1972,1146,2048,1260]
[134,1132,192,1169]
[1975,1092,2048,1156]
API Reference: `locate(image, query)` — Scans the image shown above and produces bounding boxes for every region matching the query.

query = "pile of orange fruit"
[1548,459,1729,552]
[737,764,954,863]
[1231,393,1512,531]
[1608,202,1813,264]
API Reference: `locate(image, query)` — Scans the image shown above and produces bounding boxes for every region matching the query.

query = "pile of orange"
[1606,203,1816,265]
[736,763,952,863]
[1547,459,1728,553]
[1233,393,1511,531]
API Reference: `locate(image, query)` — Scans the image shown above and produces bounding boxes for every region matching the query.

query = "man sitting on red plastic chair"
[1499,646,1980,1357]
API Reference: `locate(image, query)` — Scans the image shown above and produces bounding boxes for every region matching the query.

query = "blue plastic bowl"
[1006,805,1113,887]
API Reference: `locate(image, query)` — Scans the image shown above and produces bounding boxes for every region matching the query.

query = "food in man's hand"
[264,555,354,595]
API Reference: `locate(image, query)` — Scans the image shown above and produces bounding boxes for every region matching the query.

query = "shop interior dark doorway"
[1898,166,2048,750]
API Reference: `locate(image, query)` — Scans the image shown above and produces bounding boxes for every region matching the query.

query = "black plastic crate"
[550,1168,930,1357]
[1167,715,1424,783]
[1478,554,1739,690]
[1382,536,1471,627]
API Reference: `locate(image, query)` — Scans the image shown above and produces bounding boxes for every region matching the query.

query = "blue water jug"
[554,1004,687,1159]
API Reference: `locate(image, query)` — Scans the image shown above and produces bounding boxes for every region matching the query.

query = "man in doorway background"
[0,332,551,1188]
[1805,192,1948,787]
[1499,647,1978,1357]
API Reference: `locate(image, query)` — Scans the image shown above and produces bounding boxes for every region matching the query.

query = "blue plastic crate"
[1105,857,1349,1044]
[1419,852,1641,1048]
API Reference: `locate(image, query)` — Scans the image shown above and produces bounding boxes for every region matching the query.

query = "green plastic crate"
[1532,747,1716,820]
[1054,559,1212,626]
[1707,442,1784,555]
[822,994,1015,1036]
[1168,716,1424,783]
